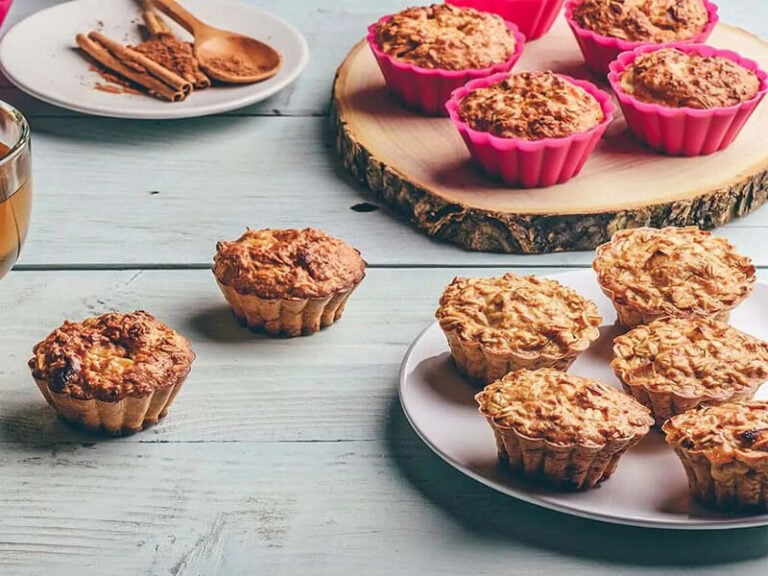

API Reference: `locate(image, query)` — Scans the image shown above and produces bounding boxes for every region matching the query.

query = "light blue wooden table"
[1,1,767,574]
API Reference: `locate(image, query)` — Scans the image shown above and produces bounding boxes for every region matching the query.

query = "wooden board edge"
[330,39,768,254]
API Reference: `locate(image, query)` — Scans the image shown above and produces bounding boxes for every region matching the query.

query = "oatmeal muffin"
[436,274,602,384]
[213,228,366,337]
[571,0,710,43]
[29,311,195,436]
[476,368,654,489]
[593,227,755,329]
[618,47,760,109]
[458,71,605,140]
[374,4,517,71]
[613,318,768,426]
[663,401,768,509]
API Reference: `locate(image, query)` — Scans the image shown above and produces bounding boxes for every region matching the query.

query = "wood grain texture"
[332,22,768,253]
[1,269,767,576]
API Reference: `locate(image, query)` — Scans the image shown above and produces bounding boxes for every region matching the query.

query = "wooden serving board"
[331,17,768,253]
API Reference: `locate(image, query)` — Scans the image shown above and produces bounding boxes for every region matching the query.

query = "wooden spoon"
[150,0,282,84]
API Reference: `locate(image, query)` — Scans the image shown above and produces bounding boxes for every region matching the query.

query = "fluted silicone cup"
[446,0,564,41]
[608,43,768,156]
[366,15,525,116]
[446,72,615,187]
[564,0,719,75]
[0,1,12,29]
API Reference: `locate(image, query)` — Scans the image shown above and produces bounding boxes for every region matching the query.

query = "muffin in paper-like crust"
[374,3,518,71]
[213,228,366,337]
[593,227,755,329]
[28,311,195,436]
[457,71,605,140]
[663,402,768,510]
[613,318,768,426]
[571,0,709,43]
[436,274,602,384]
[476,368,654,489]
[617,47,760,109]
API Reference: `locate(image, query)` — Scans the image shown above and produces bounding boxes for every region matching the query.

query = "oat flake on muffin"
[457,71,605,140]
[374,3,517,71]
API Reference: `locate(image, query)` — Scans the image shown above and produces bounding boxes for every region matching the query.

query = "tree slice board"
[331,17,768,253]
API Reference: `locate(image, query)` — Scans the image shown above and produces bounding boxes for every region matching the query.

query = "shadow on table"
[0,398,96,449]
[186,304,261,343]
[384,393,768,567]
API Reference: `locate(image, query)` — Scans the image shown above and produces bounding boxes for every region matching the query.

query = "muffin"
[608,44,768,155]
[593,227,755,329]
[446,71,615,187]
[436,273,602,384]
[571,0,710,43]
[446,0,565,41]
[476,368,654,489]
[612,318,768,426]
[564,0,718,75]
[367,4,524,115]
[28,311,195,436]
[213,228,366,337]
[663,401,768,510]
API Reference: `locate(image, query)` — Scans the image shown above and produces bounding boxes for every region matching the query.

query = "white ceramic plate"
[0,0,309,119]
[400,269,768,530]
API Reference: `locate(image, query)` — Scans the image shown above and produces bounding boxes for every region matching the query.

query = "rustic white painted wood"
[1,269,768,576]
[0,0,766,266]
[2,0,768,574]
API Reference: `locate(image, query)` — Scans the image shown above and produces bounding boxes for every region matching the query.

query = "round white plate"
[0,0,309,119]
[400,269,768,530]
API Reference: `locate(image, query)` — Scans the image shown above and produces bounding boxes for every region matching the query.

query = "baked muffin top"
[618,48,761,109]
[613,317,768,397]
[572,0,709,43]
[593,227,755,318]
[28,311,194,402]
[214,228,366,299]
[458,71,605,140]
[374,4,517,71]
[476,368,654,446]
[436,273,602,357]
[663,402,768,465]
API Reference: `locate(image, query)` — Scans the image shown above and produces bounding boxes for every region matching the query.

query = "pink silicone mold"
[608,43,768,156]
[366,15,525,116]
[446,0,564,41]
[446,72,616,187]
[0,0,12,29]
[564,0,719,75]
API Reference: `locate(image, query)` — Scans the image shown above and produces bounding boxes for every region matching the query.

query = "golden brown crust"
[458,71,604,140]
[213,228,366,300]
[619,48,761,109]
[436,273,602,358]
[572,0,709,43]
[374,4,517,71]
[28,311,194,402]
[476,368,653,446]
[593,227,755,325]
[613,318,768,398]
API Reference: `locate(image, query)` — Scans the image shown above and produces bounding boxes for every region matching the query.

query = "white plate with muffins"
[401,228,768,529]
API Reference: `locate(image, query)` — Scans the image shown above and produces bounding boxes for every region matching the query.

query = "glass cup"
[0,100,31,281]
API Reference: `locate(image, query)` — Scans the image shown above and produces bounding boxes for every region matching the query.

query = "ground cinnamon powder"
[133,35,198,81]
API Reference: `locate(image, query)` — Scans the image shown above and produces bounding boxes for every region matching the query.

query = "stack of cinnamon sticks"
[76,2,211,102]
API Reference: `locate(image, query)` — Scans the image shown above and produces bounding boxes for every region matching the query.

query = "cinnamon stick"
[89,31,191,95]
[192,58,211,89]
[143,9,168,37]
[75,34,184,102]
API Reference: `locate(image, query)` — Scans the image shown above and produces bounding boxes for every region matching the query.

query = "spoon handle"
[149,0,206,36]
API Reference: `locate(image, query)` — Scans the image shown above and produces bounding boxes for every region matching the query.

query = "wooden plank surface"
[1,0,767,267]
[1,268,767,576]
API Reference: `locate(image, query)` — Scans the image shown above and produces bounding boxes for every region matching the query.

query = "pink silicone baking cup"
[446,73,616,187]
[564,0,719,75]
[366,15,525,116]
[446,0,564,41]
[608,43,768,156]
